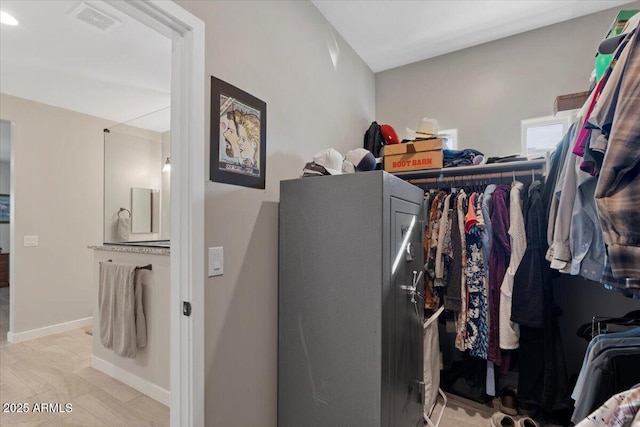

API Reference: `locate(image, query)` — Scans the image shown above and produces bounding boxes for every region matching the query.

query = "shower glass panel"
[103,107,170,245]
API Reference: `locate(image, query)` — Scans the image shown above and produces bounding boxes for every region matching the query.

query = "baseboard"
[90,355,170,406]
[7,317,93,343]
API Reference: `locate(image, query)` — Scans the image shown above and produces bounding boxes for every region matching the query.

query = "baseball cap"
[380,124,400,145]
[345,148,376,172]
[302,161,328,177]
[598,12,639,54]
[312,148,343,175]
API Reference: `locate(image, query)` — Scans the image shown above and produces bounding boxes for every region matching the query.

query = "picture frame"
[0,194,8,223]
[210,76,267,189]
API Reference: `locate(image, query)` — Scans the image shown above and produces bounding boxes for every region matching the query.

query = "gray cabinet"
[279,171,424,427]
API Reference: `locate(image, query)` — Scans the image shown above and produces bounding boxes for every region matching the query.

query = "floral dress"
[466,192,489,359]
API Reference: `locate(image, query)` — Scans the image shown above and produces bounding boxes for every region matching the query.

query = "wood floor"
[0,288,169,426]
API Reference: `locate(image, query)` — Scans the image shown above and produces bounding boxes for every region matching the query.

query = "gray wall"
[376,1,640,380]
[376,2,640,157]
[176,1,375,426]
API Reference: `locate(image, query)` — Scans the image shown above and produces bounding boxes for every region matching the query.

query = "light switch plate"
[208,247,223,277]
[24,235,39,247]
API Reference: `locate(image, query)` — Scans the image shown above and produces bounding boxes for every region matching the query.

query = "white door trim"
[105,2,205,426]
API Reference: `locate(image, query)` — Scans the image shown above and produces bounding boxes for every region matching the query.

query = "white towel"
[99,262,147,358]
[117,216,130,241]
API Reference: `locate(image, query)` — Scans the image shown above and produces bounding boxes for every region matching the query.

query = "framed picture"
[0,194,8,223]
[210,76,266,189]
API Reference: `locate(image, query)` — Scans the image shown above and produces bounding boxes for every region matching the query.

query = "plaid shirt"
[595,20,640,280]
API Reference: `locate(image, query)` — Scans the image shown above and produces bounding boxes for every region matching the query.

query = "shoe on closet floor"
[490,412,516,427]
[497,386,518,416]
[516,416,540,427]
[517,401,538,417]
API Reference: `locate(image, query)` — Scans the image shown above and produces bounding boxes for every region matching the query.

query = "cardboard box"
[384,150,443,173]
[553,91,590,115]
[383,138,443,155]
[383,138,443,172]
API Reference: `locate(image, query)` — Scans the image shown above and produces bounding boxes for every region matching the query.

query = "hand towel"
[118,216,130,241]
[99,262,147,358]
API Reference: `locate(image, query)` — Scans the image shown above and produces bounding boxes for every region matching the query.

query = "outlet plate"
[24,235,39,247]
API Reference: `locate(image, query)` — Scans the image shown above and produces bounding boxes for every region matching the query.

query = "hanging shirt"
[582,24,637,176]
[499,182,525,350]
[572,327,640,404]
[512,181,549,328]
[466,192,489,360]
[488,184,511,366]
[574,386,640,427]
[435,194,451,288]
[455,190,468,351]
[569,166,606,282]
[595,22,640,279]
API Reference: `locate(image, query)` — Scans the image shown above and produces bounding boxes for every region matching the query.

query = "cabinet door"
[390,197,424,426]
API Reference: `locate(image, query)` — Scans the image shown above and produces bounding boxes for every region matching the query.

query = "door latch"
[183,301,192,317]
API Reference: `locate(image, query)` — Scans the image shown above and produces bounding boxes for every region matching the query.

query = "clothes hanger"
[577,311,640,341]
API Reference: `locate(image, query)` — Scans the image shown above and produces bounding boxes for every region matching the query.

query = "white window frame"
[521,115,572,157]
[439,128,458,149]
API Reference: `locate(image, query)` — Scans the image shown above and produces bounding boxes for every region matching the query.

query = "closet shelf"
[392,158,547,181]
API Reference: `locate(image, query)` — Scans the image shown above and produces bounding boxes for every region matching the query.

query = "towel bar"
[105,260,153,271]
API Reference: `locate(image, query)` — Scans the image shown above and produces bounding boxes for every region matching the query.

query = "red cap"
[380,124,400,145]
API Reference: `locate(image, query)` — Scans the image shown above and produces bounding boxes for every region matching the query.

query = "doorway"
[0,1,204,425]
[102,3,205,425]
[0,119,11,347]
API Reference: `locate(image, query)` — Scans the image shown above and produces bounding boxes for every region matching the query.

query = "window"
[521,115,571,157]
[439,128,458,150]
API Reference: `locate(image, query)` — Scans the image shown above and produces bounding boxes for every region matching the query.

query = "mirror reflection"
[104,107,170,245]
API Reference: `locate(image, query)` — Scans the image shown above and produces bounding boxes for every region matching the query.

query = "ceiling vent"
[70,3,121,32]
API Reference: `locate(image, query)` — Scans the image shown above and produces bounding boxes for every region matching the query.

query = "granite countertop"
[88,245,170,256]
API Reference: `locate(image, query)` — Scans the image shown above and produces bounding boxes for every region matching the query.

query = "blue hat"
[345,148,376,172]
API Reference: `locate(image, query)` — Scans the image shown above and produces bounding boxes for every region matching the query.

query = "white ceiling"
[0,0,634,152]
[0,0,171,134]
[312,0,636,72]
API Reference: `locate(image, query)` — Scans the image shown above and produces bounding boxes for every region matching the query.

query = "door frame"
[105,1,205,425]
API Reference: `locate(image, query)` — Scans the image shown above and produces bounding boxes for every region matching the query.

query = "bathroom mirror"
[104,107,170,245]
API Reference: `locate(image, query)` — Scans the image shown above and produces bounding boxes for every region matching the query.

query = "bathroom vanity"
[89,243,170,405]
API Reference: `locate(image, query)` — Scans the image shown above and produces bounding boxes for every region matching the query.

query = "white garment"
[99,262,147,358]
[424,306,444,418]
[499,182,525,349]
[574,387,637,427]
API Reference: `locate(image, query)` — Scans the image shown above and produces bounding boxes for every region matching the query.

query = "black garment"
[486,154,528,164]
[513,182,571,413]
[442,149,484,168]
[441,352,490,404]
[444,194,463,312]
[363,121,384,158]
[512,181,548,327]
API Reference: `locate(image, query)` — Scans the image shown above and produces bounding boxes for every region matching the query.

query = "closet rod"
[394,158,547,181]
[410,168,543,187]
